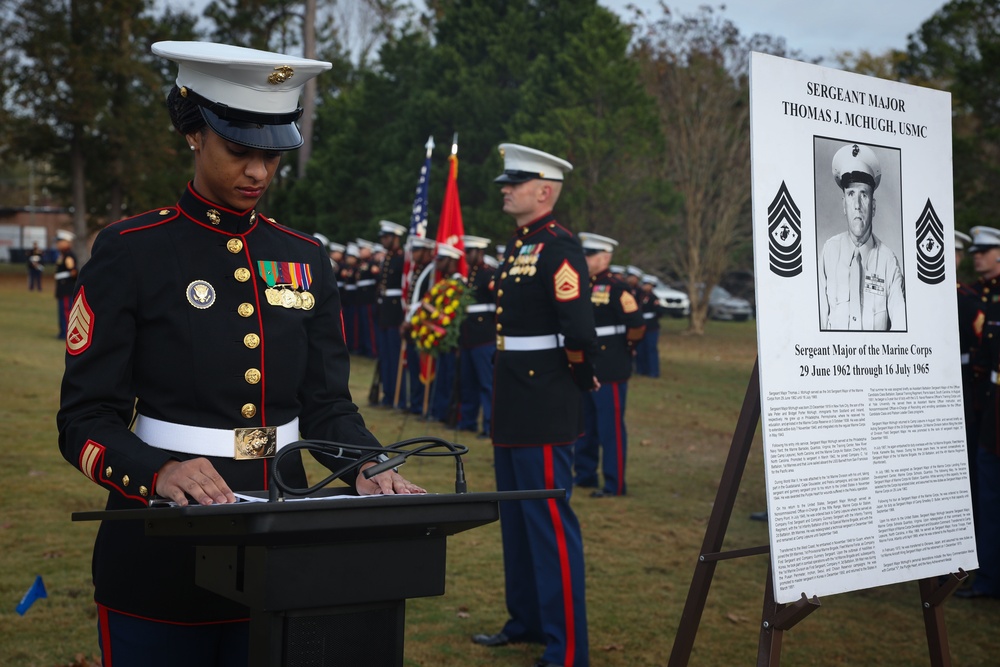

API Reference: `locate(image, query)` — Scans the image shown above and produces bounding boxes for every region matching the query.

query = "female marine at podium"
[56,41,424,665]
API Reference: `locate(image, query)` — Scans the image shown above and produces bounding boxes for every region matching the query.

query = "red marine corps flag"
[434,134,468,280]
[420,135,468,394]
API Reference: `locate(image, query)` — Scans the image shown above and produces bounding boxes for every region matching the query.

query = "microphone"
[268,440,378,501]
[268,437,470,500]
[362,437,469,493]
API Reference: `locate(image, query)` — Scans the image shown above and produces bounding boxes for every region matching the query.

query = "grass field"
[0,264,997,666]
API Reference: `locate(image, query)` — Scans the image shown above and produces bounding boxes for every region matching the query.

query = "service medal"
[281,289,297,308]
[300,291,315,310]
[265,287,283,306]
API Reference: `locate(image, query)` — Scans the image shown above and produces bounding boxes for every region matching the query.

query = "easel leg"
[757,564,820,667]
[669,360,762,667]
[757,566,782,667]
[919,571,966,667]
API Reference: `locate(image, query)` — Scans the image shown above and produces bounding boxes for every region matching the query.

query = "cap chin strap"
[181,86,303,125]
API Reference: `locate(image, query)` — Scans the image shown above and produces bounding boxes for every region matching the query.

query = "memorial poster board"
[749,52,978,604]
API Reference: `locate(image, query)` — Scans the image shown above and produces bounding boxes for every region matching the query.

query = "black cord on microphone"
[268,436,469,501]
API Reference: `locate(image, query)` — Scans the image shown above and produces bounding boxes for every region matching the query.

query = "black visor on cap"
[200,107,303,151]
[839,170,877,190]
[494,169,543,184]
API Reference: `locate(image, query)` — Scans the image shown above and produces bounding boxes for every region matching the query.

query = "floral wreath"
[410,277,474,355]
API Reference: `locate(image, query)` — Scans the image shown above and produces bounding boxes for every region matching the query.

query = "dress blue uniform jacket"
[492,213,596,446]
[588,271,645,382]
[376,249,405,328]
[57,184,381,623]
[459,261,497,348]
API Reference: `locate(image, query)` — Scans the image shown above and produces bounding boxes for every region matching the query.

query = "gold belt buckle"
[496,335,505,351]
[234,426,278,460]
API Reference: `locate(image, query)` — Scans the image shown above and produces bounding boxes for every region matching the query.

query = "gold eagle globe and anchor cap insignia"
[151,41,332,151]
[186,280,216,309]
[268,65,295,85]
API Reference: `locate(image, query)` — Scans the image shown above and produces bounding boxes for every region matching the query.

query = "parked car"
[653,282,691,318]
[707,285,753,321]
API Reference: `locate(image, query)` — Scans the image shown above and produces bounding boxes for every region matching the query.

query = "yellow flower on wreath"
[409,277,475,355]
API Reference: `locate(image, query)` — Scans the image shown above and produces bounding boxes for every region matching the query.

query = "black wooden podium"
[74,490,558,666]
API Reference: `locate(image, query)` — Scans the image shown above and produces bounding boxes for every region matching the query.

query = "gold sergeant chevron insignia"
[79,439,104,482]
[620,291,639,313]
[67,288,95,355]
[554,260,580,302]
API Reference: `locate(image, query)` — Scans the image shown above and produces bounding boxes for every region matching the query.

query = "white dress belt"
[55,271,72,280]
[961,353,970,365]
[134,414,300,458]
[595,325,626,336]
[497,333,565,352]
[467,303,497,313]
[992,370,1000,385]
[643,312,656,320]
[356,279,376,287]
[344,285,358,291]
[383,288,403,297]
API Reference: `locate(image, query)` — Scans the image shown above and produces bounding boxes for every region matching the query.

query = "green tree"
[2,0,199,261]
[901,0,1000,232]
[279,0,661,250]
[632,5,796,334]
[507,6,670,258]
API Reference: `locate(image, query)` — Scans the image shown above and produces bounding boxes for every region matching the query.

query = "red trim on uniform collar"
[515,212,556,239]
[179,183,258,234]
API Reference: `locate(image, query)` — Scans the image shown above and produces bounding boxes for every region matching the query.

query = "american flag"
[403,136,434,299]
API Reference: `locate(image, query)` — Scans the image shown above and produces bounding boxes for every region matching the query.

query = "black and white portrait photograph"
[814,137,906,332]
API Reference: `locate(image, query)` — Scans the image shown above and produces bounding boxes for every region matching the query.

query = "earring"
[189,145,196,151]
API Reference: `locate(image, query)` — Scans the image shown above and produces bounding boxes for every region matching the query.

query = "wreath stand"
[667,359,967,667]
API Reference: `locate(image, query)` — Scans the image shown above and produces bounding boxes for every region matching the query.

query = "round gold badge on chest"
[186,280,216,309]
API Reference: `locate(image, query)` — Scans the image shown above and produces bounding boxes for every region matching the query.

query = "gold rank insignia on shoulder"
[186,280,216,309]
[554,260,581,302]
[621,291,639,313]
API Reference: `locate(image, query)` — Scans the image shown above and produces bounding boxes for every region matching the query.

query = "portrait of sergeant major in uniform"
[816,141,906,331]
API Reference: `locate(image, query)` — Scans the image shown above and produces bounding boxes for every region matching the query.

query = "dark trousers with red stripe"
[573,381,629,496]
[406,340,425,414]
[376,325,404,407]
[97,604,248,666]
[358,304,377,357]
[494,444,589,666]
[343,303,359,352]
[57,295,72,339]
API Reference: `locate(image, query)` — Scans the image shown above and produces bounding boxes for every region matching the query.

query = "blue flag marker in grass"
[16,575,47,615]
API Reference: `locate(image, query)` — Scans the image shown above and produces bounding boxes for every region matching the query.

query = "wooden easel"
[668,359,968,667]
